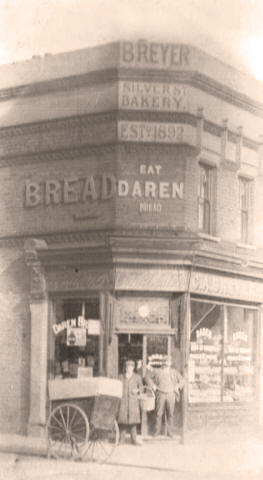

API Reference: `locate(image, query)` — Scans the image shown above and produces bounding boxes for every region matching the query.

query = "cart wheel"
[82,420,119,463]
[46,403,89,460]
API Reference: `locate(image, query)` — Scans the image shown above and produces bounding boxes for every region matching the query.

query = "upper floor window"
[239,177,251,243]
[198,164,214,234]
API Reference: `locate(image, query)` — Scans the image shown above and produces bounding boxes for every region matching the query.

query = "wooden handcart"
[46,377,122,463]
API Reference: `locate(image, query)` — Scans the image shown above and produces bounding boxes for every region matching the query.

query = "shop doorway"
[117,334,171,375]
[118,334,143,374]
[117,333,179,435]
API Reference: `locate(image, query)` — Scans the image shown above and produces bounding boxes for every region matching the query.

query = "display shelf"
[189,339,255,404]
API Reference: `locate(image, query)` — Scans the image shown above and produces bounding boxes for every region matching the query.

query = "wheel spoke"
[71,419,85,430]
[48,424,62,432]
[52,414,65,430]
[69,408,78,429]
[98,439,110,458]
[62,436,70,459]
[71,425,87,434]
[47,404,89,461]
[59,407,67,431]
[83,441,93,458]
[90,440,96,461]
[70,433,87,442]
[66,406,69,430]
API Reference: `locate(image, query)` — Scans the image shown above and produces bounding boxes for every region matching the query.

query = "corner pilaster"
[24,238,48,437]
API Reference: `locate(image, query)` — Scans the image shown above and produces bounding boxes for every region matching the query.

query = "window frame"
[198,163,214,235]
[189,298,258,405]
[239,176,251,244]
[49,296,101,379]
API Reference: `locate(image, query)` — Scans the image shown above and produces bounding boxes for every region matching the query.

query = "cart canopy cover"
[48,377,123,400]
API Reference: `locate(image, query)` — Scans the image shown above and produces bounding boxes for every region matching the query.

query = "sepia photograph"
[0,0,263,478]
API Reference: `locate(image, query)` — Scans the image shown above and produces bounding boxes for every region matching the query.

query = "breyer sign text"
[121,41,190,67]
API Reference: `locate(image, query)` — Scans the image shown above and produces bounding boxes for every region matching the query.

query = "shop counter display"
[189,341,222,403]
[189,340,255,404]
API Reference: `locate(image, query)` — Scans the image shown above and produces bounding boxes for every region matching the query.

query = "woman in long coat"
[118,359,143,445]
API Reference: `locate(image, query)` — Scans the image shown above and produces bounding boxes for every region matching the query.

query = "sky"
[0,0,263,82]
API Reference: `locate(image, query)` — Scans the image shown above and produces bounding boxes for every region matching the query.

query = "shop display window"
[52,299,100,379]
[147,335,169,369]
[189,300,257,404]
[224,307,254,403]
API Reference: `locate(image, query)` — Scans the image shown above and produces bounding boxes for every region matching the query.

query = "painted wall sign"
[121,41,190,68]
[115,267,263,303]
[119,312,168,326]
[24,173,184,207]
[118,121,185,144]
[117,296,170,327]
[119,81,187,112]
[190,271,262,303]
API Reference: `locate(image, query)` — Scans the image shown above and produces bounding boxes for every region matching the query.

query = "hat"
[125,359,135,367]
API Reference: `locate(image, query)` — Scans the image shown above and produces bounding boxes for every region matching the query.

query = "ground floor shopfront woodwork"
[24,239,263,436]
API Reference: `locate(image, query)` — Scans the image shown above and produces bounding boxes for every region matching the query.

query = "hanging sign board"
[53,316,100,336]
[66,328,86,347]
[87,319,100,335]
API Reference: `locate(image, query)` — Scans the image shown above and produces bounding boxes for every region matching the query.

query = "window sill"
[198,232,221,243]
[236,243,256,250]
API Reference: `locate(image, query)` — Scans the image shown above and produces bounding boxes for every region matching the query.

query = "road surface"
[0,452,261,480]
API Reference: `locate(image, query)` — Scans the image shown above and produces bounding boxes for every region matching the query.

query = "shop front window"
[223,307,254,402]
[189,300,256,404]
[52,299,100,379]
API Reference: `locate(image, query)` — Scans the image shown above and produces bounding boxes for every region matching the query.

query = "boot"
[130,425,142,446]
[119,426,126,445]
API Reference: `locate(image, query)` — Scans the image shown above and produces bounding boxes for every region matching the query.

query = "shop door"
[118,334,174,435]
[117,334,171,374]
[118,334,143,374]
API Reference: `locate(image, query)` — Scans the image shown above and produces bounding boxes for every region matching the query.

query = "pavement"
[1,426,263,478]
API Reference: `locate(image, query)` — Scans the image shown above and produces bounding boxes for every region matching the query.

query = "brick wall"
[0,150,117,238]
[116,144,187,229]
[1,141,263,245]
[215,165,239,242]
[0,116,116,158]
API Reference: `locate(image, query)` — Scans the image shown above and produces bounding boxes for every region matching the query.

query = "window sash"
[199,165,213,234]
[239,178,250,243]
[241,210,248,243]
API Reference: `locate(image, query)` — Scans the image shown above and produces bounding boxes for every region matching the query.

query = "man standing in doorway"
[146,357,184,438]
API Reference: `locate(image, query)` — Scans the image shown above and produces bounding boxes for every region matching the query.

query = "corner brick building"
[0,40,263,437]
